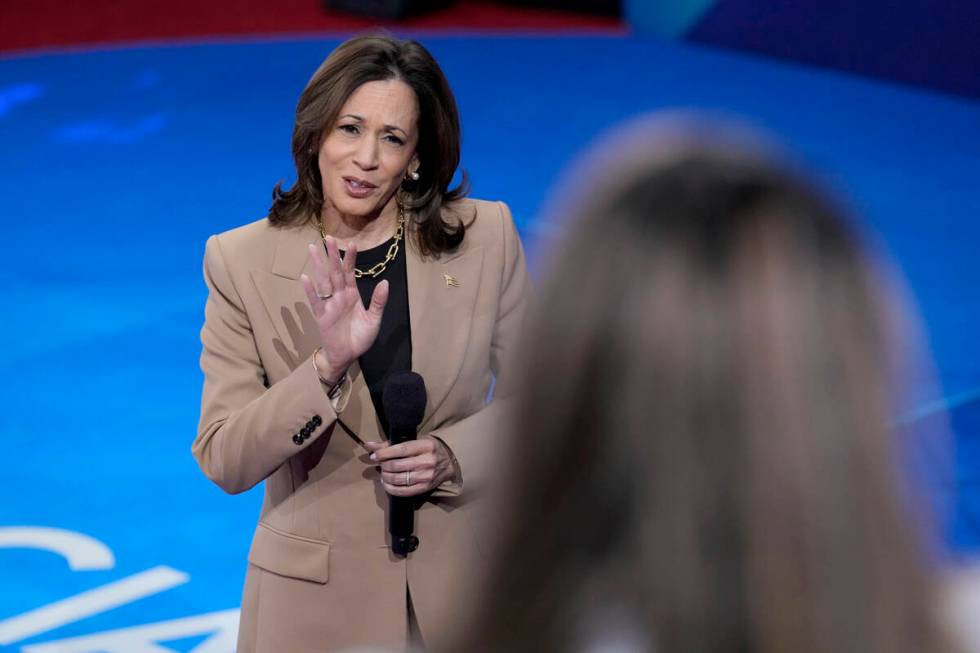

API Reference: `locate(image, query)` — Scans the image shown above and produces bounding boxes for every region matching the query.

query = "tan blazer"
[193,198,531,652]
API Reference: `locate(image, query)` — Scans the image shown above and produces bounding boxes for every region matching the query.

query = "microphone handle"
[389,424,419,556]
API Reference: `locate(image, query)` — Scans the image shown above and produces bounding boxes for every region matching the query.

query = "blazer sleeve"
[428,201,532,498]
[193,233,339,495]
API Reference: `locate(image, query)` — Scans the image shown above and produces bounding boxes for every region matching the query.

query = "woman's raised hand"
[300,236,389,381]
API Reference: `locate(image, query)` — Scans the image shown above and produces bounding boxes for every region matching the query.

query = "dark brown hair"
[270,34,468,256]
[448,125,953,653]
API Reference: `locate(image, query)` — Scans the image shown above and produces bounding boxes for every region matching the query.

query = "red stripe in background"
[0,0,625,54]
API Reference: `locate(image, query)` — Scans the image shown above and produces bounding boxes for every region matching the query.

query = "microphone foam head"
[382,371,428,430]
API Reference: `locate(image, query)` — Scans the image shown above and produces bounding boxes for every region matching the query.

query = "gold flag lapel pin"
[444,273,461,288]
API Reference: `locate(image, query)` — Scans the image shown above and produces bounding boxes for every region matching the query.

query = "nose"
[352,135,379,170]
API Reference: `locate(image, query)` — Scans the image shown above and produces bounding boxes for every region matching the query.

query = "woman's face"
[318,79,420,220]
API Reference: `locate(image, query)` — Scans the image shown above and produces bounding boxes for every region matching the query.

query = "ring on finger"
[316,287,333,300]
[405,470,411,486]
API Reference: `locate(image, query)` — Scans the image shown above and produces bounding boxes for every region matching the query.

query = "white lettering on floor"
[0,526,115,571]
[20,609,240,653]
[0,566,189,645]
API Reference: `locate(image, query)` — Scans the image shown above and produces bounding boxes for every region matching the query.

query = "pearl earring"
[410,170,420,181]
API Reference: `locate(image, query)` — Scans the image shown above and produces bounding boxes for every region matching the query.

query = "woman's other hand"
[365,437,457,497]
[300,236,389,381]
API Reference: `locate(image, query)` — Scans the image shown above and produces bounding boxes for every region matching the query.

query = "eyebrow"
[339,114,408,137]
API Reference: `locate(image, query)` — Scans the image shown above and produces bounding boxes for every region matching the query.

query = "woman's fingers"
[381,480,430,497]
[307,244,333,299]
[324,236,346,294]
[378,453,436,474]
[308,242,326,281]
[371,439,449,495]
[370,439,423,462]
[381,468,434,486]
[299,273,322,314]
[367,280,389,321]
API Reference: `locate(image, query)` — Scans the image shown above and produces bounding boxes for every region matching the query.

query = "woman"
[445,119,956,653]
[192,34,531,651]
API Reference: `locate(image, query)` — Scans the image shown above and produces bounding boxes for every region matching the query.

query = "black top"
[343,236,412,438]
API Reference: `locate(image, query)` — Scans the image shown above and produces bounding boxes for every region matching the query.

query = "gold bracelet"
[312,347,346,398]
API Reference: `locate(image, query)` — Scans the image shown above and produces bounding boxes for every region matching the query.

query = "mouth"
[343,176,378,189]
[341,176,378,199]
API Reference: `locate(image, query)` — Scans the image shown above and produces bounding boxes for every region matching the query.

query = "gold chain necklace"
[317,202,406,279]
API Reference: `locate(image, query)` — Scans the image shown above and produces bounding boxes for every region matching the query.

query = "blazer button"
[292,434,303,445]
[312,415,322,426]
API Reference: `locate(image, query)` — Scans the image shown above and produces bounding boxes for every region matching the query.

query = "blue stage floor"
[1,35,979,650]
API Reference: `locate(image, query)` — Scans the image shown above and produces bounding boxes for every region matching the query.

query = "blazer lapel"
[249,222,320,374]
[407,239,485,431]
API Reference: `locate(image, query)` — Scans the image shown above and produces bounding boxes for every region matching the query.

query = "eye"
[384,134,405,146]
[338,124,359,135]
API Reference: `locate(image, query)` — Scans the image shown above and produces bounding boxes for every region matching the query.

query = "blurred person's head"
[448,117,952,653]
[270,33,466,255]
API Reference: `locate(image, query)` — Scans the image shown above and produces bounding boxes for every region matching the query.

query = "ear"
[404,155,421,181]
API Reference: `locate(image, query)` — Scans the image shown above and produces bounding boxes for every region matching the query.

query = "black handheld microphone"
[382,371,427,556]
